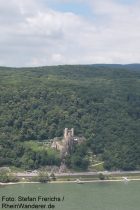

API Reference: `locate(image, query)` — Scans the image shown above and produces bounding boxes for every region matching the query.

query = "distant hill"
[0,64,140,170]
[90,63,140,71]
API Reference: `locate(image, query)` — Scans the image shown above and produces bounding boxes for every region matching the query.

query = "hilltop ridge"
[0,64,140,171]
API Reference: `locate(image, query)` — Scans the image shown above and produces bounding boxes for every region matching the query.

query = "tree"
[0,169,19,183]
[50,173,56,181]
[37,172,50,183]
[98,173,105,180]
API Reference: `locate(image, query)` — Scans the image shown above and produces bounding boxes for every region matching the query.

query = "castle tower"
[64,128,68,139]
[71,128,74,137]
[64,128,74,140]
[62,128,74,155]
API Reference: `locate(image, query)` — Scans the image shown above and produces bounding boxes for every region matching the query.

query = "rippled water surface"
[0,181,140,210]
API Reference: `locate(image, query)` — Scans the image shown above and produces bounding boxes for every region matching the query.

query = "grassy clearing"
[23,141,46,151]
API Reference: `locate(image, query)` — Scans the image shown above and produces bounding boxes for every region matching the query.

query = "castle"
[51,128,79,157]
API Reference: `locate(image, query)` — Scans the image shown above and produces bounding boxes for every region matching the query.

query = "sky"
[0,0,140,67]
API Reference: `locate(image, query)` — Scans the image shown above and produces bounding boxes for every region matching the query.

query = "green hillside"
[0,65,140,170]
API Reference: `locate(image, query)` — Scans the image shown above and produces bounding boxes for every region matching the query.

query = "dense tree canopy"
[0,64,140,170]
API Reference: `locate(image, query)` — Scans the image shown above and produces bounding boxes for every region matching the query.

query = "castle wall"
[51,128,75,156]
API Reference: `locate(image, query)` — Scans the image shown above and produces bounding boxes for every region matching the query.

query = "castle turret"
[64,128,74,140]
[71,128,74,137]
[64,128,68,139]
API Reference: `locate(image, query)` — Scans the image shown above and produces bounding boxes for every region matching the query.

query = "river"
[0,181,140,210]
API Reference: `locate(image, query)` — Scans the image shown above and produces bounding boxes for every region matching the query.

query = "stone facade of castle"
[51,128,84,157]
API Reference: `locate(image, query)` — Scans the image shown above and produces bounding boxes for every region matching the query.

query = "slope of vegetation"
[0,65,140,170]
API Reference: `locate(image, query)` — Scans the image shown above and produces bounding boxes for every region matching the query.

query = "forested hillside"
[0,65,140,170]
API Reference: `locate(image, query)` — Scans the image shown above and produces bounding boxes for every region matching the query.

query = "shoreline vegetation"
[1,170,140,185]
[1,178,140,186]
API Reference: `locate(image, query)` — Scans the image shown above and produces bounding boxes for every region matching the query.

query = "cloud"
[0,0,140,66]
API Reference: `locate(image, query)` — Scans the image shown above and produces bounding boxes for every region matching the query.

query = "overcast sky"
[0,0,140,67]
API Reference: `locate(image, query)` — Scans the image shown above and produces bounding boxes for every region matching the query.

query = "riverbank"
[50,178,140,183]
[1,178,140,186]
[0,181,40,186]
[1,170,140,185]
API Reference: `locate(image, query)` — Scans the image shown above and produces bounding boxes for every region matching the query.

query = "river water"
[0,181,140,210]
